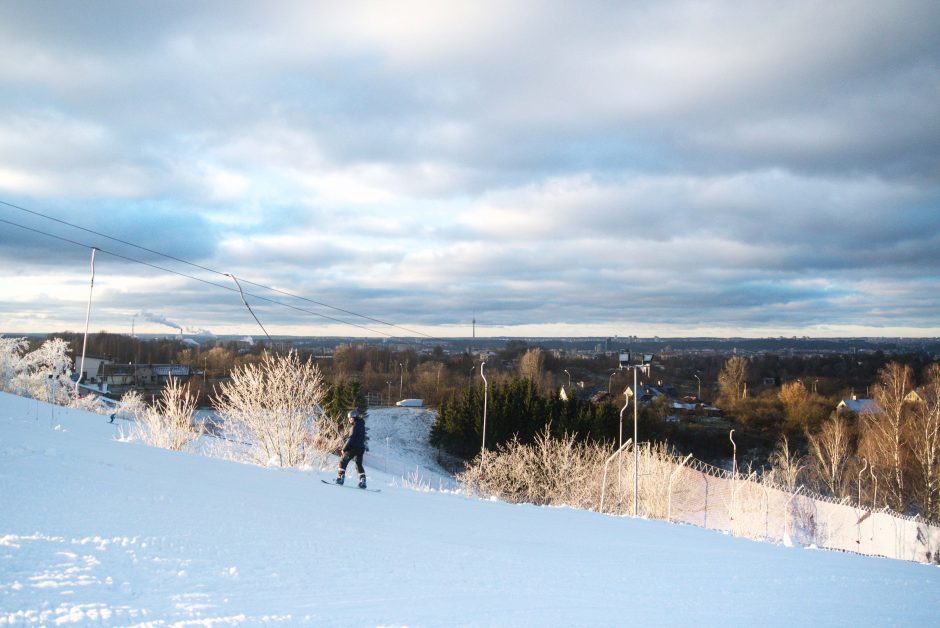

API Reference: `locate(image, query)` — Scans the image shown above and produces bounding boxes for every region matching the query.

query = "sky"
[1,1,939,339]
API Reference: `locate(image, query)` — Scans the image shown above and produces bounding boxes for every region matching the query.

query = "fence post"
[784,486,804,544]
[667,454,693,523]
[600,438,632,514]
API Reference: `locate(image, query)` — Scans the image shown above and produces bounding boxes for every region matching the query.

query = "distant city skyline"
[2,2,939,338]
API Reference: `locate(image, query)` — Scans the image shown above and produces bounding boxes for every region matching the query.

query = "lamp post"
[694,374,701,399]
[621,354,653,516]
[608,370,619,394]
[386,380,392,406]
[399,363,404,400]
[564,369,571,389]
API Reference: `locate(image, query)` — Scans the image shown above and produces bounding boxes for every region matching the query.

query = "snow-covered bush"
[458,427,611,510]
[134,377,199,451]
[68,393,113,414]
[458,428,686,516]
[115,390,146,422]
[12,338,74,404]
[0,336,28,393]
[213,351,330,468]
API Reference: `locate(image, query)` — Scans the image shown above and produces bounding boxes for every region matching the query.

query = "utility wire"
[0,216,398,337]
[0,199,436,339]
[225,273,272,342]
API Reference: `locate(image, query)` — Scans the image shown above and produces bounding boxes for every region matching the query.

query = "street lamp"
[399,363,404,400]
[608,369,620,394]
[386,380,392,406]
[694,374,701,399]
[621,354,653,516]
[564,369,571,389]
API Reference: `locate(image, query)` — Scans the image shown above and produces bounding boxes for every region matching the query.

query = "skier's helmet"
[347,409,360,422]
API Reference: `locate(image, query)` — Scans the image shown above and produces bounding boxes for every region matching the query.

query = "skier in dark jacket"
[335,410,367,488]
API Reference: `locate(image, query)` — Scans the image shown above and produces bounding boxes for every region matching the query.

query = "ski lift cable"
[225,273,272,342]
[0,216,397,337]
[0,199,437,340]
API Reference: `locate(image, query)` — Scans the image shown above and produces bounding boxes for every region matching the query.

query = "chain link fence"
[600,446,940,565]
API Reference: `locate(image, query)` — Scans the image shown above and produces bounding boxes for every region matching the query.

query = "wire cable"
[0,216,399,337]
[225,273,273,342]
[0,199,437,339]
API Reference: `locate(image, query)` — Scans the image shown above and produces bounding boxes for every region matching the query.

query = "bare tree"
[518,348,546,389]
[909,363,940,522]
[718,356,748,406]
[767,435,805,491]
[778,380,808,427]
[806,415,852,498]
[863,362,913,511]
[134,377,199,451]
[214,351,329,468]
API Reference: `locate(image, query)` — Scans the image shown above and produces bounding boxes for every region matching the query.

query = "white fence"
[604,448,940,565]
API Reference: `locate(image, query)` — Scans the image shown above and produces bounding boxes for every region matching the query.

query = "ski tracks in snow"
[0,532,294,625]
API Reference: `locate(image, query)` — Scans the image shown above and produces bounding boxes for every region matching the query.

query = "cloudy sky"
[1,1,939,339]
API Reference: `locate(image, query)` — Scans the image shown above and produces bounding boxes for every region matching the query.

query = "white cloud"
[1,1,939,336]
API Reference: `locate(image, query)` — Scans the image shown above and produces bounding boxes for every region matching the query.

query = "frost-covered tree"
[0,336,28,393]
[909,363,940,522]
[806,415,853,498]
[213,351,330,468]
[13,338,74,404]
[862,362,914,511]
[766,435,805,491]
[134,377,199,451]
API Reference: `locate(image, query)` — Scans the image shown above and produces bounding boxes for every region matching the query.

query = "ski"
[321,479,381,492]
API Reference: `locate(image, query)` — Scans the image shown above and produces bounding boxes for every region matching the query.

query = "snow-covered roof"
[837,398,881,414]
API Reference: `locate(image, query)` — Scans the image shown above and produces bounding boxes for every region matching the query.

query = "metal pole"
[633,366,639,516]
[481,361,488,455]
[76,247,97,397]
[858,458,868,506]
[730,429,737,476]
[619,389,629,508]
[668,454,694,522]
[694,374,701,399]
[399,363,404,400]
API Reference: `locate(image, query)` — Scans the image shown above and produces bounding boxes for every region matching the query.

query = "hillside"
[1,391,938,626]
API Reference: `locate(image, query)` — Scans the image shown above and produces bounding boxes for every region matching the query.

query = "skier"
[335,409,367,488]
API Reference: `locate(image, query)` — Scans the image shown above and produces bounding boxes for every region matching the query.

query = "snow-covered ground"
[2,391,939,626]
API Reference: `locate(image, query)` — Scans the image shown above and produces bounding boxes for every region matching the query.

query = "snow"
[2,391,939,626]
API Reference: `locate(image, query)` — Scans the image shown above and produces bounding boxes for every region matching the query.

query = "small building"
[837,397,881,415]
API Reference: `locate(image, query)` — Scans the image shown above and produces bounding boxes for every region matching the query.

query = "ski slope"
[2,391,939,626]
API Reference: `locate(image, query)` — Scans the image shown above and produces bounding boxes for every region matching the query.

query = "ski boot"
[358,474,367,489]
[335,470,345,485]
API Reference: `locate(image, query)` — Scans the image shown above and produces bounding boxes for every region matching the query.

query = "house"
[75,356,111,384]
[624,383,666,405]
[836,396,881,415]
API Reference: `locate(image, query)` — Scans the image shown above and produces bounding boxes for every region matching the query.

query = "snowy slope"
[2,391,939,626]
